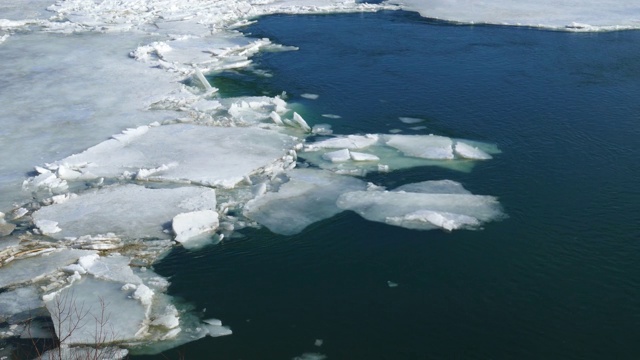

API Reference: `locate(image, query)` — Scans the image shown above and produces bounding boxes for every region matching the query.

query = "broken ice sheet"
[45,277,147,345]
[337,180,504,231]
[243,168,367,235]
[44,124,299,189]
[32,184,216,241]
[302,134,499,175]
[0,249,97,289]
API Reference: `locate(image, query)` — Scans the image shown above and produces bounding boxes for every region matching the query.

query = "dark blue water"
[139,11,640,359]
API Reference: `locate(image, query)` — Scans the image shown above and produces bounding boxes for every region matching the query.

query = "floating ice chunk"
[32,184,217,241]
[292,112,312,132]
[321,114,341,119]
[293,353,327,360]
[48,124,298,189]
[386,210,481,231]
[387,281,398,288]
[315,339,324,346]
[399,117,424,124]
[393,180,471,194]
[350,151,380,162]
[204,324,232,337]
[337,181,502,231]
[270,111,284,125]
[203,318,223,326]
[243,168,367,235]
[172,210,219,243]
[0,249,95,289]
[454,141,492,160]
[301,93,319,100]
[311,124,332,135]
[384,134,454,160]
[305,134,379,150]
[322,149,351,163]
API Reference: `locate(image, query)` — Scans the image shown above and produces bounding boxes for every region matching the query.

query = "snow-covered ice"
[33,184,217,241]
[387,0,640,31]
[41,124,300,189]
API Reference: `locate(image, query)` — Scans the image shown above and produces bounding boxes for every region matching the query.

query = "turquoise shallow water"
[137,11,640,359]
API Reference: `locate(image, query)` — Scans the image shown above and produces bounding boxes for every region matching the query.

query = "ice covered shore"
[14,0,640,354]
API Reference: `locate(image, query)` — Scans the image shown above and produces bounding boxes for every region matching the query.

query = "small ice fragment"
[34,219,61,234]
[399,117,424,124]
[204,324,232,337]
[321,114,341,119]
[132,284,154,307]
[292,112,312,132]
[410,126,427,131]
[301,93,319,100]
[312,124,332,135]
[12,208,28,220]
[270,111,284,125]
[322,149,351,163]
[172,210,220,243]
[293,353,327,360]
[350,151,380,162]
[194,68,213,91]
[314,339,323,347]
[454,141,492,160]
[389,129,403,134]
[203,318,222,326]
[387,281,398,288]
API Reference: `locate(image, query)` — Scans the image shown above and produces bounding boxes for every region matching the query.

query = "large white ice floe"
[32,184,216,241]
[337,180,504,231]
[243,168,367,235]
[38,124,299,189]
[302,133,499,175]
[386,0,640,31]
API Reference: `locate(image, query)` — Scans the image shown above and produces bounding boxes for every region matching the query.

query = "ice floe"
[302,133,498,175]
[38,124,300,189]
[243,168,367,235]
[387,0,640,31]
[32,184,217,241]
[337,180,504,231]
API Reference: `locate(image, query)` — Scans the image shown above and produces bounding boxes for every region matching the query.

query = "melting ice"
[2,0,635,356]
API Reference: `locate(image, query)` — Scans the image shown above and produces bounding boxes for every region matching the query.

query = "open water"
[136,11,640,359]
